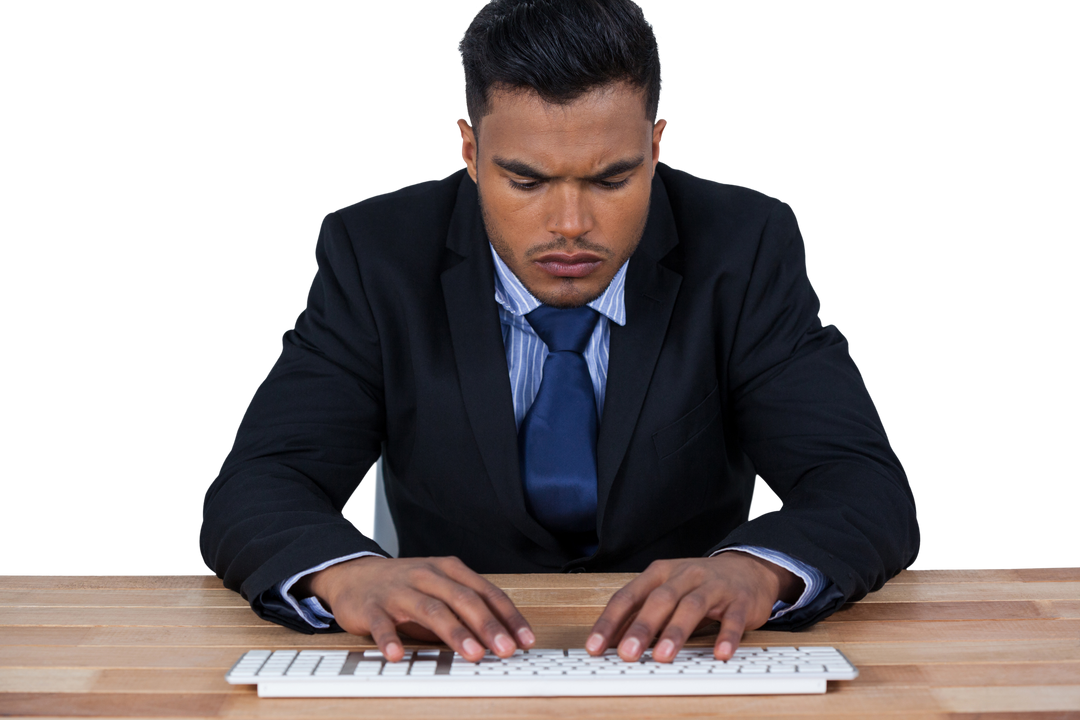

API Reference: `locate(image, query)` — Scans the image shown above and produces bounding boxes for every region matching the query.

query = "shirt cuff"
[275,551,387,629]
[711,545,827,621]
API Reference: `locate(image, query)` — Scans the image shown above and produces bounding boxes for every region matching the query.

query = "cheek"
[595,188,650,242]
[484,177,529,215]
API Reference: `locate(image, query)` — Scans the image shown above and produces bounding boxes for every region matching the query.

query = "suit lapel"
[596,174,682,532]
[441,172,682,553]
[441,175,564,554]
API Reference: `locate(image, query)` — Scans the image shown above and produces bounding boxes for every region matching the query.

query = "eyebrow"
[491,155,645,182]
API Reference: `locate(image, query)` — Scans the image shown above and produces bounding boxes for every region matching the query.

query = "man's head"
[458,0,665,308]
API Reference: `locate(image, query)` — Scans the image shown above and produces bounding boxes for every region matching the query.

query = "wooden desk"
[1,569,1078,718]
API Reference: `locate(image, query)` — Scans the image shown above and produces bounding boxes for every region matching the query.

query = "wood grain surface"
[1,570,1078,719]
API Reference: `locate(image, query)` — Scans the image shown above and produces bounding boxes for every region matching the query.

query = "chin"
[529,278,604,309]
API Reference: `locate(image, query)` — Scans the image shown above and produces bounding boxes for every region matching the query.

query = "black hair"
[459,0,661,125]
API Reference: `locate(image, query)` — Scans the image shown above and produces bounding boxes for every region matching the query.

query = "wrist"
[771,564,804,605]
[296,555,385,604]
[729,551,804,605]
[291,573,313,599]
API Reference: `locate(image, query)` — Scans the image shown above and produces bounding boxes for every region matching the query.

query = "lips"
[533,253,604,264]
[533,252,604,278]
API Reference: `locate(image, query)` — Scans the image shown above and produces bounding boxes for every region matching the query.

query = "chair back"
[373,455,403,557]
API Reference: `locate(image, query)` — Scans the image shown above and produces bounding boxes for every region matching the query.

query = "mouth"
[533,252,604,278]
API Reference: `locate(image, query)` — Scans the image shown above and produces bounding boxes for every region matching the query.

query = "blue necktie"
[518,305,601,547]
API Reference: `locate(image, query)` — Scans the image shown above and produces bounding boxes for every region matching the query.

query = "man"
[202,0,918,666]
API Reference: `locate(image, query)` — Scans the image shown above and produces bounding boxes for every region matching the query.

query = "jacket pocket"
[652,384,722,460]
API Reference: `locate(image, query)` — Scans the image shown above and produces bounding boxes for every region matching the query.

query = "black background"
[16,2,1062,569]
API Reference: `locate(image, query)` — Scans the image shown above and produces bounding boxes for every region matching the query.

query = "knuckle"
[482,584,511,604]
[652,585,679,605]
[685,564,707,584]
[416,597,446,619]
[453,585,481,604]
[608,588,635,608]
[681,592,708,613]
[405,567,430,586]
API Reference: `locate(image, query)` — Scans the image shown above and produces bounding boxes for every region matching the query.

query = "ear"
[650,119,667,174]
[458,119,478,183]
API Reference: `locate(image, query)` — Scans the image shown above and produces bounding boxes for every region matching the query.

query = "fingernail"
[494,633,514,655]
[655,638,675,660]
[619,637,641,659]
[586,633,604,653]
[717,641,733,658]
[518,628,536,647]
[386,642,401,660]
[462,638,483,657]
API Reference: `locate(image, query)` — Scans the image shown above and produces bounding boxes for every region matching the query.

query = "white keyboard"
[226,646,858,697]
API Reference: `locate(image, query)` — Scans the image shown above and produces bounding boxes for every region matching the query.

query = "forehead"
[478,84,653,170]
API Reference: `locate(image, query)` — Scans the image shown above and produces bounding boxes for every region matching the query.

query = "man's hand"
[296,556,535,663]
[585,552,804,663]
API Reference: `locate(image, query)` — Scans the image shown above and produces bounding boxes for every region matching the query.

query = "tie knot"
[525,305,599,354]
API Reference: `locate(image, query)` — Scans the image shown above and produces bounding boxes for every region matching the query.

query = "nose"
[545,182,594,240]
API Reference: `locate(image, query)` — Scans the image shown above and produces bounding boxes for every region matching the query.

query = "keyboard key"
[410,661,437,676]
[352,663,382,675]
[680,665,712,674]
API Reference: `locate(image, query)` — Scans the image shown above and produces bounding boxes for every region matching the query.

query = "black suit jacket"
[201,164,919,633]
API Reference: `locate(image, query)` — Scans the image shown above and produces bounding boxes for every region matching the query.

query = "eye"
[508,178,543,191]
[507,179,630,193]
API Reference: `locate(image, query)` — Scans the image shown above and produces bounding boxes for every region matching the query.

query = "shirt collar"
[490,244,627,326]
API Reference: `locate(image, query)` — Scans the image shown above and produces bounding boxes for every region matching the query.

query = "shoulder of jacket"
[331,169,468,235]
[657,163,784,227]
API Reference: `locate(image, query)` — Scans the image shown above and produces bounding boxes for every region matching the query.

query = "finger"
[587,568,667,655]
[394,588,487,662]
[607,610,639,648]
[578,610,640,658]
[365,606,407,663]
[439,558,536,650]
[614,571,707,662]
[414,571,520,658]
[652,589,715,662]
[714,604,748,661]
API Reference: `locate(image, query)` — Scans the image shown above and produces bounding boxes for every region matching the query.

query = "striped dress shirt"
[275,247,825,628]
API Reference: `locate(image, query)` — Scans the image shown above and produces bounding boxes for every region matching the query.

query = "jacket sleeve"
[710,201,919,629]
[200,212,389,631]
